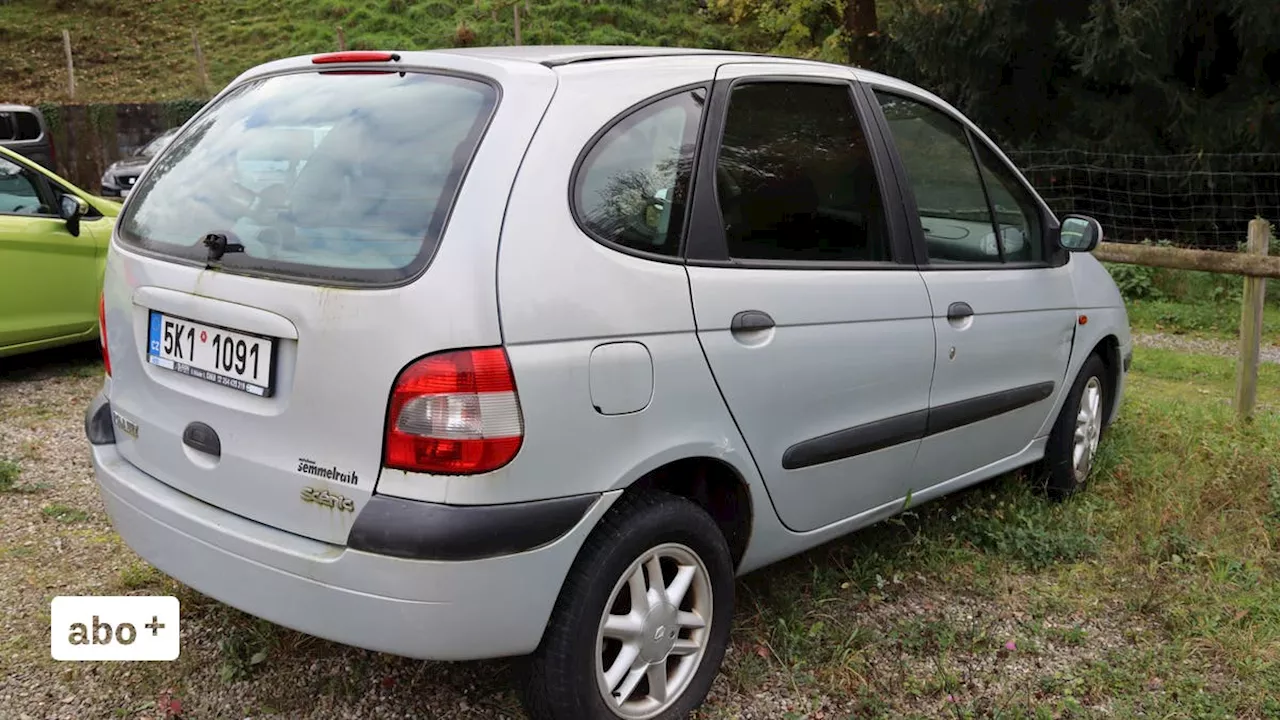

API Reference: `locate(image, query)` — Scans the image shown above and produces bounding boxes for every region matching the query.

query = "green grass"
[710,348,1280,716]
[0,0,755,103]
[1127,297,1280,343]
[1134,345,1280,407]
[117,562,163,591]
[1106,262,1280,343]
[40,504,90,524]
[0,458,19,492]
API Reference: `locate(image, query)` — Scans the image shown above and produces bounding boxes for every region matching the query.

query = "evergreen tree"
[714,0,1280,152]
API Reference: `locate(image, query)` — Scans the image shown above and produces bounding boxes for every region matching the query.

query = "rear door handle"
[730,310,774,333]
[947,302,974,322]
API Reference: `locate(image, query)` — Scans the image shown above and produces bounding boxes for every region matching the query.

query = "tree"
[710,0,881,65]
[879,0,1280,153]
[844,0,879,66]
[716,0,1280,152]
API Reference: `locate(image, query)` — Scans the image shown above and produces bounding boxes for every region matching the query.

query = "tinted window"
[716,82,888,263]
[575,90,703,256]
[875,91,1004,263]
[15,112,42,140]
[140,128,178,158]
[973,140,1042,262]
[0,157,48,216]
[0,115,13,141]
[117,72,498,285]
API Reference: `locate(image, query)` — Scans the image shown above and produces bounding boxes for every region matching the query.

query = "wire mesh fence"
[1006,150,1280,250]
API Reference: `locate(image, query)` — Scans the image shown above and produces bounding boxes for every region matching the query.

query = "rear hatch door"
[101,55,555,544]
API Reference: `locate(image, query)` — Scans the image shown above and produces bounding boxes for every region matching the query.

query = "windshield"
[139,129,179,158]
[116,70,499,285]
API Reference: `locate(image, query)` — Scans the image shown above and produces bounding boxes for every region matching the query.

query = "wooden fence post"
[192,29,210,94]
[62,30,76,99]
[1235,218,1272,420]
[513,3,522,45]
[336,25,346,51]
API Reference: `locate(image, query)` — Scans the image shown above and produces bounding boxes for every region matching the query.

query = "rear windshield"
[0,111,43,142]
[139,128,178,158]
[117,70,498,285]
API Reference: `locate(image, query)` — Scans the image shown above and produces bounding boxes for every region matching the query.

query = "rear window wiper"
[201,232,245,263]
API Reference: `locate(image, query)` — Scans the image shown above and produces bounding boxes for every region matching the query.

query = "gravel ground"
[1133,331,1280,363]
[0,342,1202,719]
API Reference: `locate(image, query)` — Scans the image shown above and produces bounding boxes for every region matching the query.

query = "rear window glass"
[15,112,42,140]
[117,71,498,285]
[0,112,43,141]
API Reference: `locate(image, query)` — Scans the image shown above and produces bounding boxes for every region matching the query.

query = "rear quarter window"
[117,71,499,286]
[573,89,704,257]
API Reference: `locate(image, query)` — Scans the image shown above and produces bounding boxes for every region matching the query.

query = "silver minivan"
[87,46,1131,720]
[0,104,54,170]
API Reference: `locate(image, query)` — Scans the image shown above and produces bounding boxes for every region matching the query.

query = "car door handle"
[730,310,774,333]
[947,302,974,322]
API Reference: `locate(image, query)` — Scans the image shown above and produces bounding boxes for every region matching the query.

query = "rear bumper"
[90,440,618,660]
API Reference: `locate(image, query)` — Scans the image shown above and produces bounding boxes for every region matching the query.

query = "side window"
[973,140,1042,262]
[0,157,49,216]
[875,91,1041,264]
[16,112,43,141]
[574,89,704,256]
[716,82,889,262]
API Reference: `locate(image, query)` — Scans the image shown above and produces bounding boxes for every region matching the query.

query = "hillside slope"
[0,0,757,103]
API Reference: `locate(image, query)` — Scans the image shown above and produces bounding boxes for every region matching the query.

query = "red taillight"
[385,348,523,475]
[312,51,400,64]
[98,295,111,376]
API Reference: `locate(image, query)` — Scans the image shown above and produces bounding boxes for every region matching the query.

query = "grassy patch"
[0,458,43,494]
[0,0,755,103]
[0,458,19,492]
[217,617,288,683]
[66,360,106,379]
[1127,297,1280,342]
[716,349,1280,715]
[1133,346,1280,407]
[9,403,61,427]
[40,504,91,524]
[117,562,163,591]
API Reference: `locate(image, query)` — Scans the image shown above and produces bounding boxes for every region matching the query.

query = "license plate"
[119,188,131,198]
[146,311,275,396]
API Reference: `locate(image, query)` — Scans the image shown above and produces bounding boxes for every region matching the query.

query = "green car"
[0,145,120,358]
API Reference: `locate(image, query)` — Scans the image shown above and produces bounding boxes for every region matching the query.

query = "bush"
[1106,261,1163,301]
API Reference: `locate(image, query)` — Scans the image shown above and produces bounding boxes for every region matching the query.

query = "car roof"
[391,46,935,98]
[0,103,44,116]
[231,45,947,121]
[231,44,851,96]
[431,45,769,67]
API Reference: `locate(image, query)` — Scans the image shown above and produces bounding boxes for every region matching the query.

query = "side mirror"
[59,194,89,237]
[1058,214,1103,252]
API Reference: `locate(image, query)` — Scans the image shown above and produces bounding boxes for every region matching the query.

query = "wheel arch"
[1087,333,1123,426]
[623,456,754,570]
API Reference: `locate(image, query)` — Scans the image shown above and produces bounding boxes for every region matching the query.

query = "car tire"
[1039,353,1109,500]
[519,490,734,720]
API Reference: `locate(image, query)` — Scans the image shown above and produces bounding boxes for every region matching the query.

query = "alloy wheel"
[594,542,713,719]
